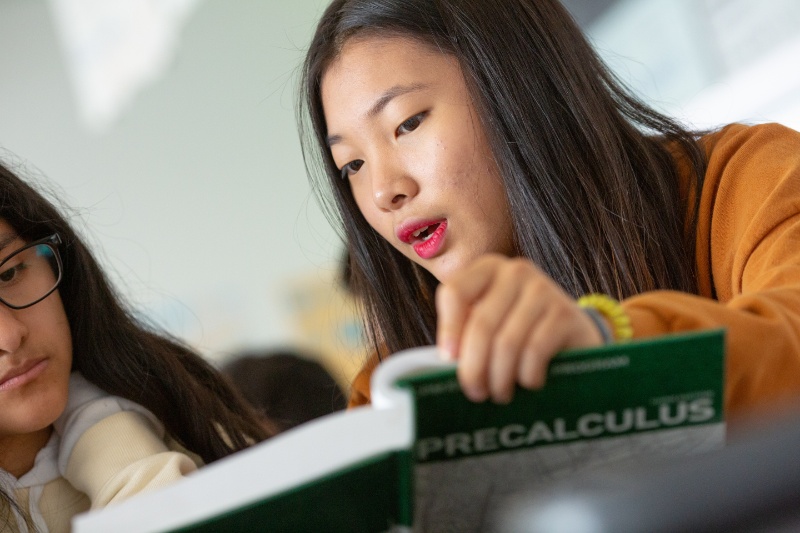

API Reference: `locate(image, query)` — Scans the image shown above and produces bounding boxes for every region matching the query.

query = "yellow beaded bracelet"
[577,293,633,342]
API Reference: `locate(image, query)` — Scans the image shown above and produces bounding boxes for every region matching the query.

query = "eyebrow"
[0,233,19,253]
[326,83,429,147]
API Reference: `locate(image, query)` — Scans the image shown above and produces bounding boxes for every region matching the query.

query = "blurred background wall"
[0,0,364,381]
[583,0,800,131]
[0,0,797,383]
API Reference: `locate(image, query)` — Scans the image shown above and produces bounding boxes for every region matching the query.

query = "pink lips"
[0,358,48,392]
[397,219,448,260]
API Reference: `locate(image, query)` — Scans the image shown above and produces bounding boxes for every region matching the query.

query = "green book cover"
[73,330,724,533]
[400,330,725,531]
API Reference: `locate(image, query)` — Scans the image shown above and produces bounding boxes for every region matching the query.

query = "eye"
[340,159,364,179]
[0,263,25,285]
[396,112,427,136]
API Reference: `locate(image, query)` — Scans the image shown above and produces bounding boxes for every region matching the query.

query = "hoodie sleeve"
[623,123,800,418]
[56,372,201,508]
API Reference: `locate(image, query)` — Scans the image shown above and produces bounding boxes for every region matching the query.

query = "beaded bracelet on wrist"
[577,293,633,343]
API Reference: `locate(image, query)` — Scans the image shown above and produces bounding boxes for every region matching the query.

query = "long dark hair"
[298,0,708,357]
[0,159,272,466]
[1,485,34,532]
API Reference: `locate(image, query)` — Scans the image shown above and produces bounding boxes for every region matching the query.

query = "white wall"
[587,0,800,131]
[0,0,340,359]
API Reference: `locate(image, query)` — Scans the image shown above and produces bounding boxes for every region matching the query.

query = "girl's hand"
[435,254,603,404]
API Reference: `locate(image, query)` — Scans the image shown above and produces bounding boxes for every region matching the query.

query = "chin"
[1,412,58,437]
[26,394,68,432]
[429,255,472,284]
[429,265,455,284]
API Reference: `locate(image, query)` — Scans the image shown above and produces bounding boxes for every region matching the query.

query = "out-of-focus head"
[222,349,347,433]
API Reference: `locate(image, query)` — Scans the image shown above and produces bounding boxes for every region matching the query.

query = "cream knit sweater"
[5,374,201,532]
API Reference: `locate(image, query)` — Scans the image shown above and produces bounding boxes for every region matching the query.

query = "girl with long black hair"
[0,159,271,532]
[299,0,800,413]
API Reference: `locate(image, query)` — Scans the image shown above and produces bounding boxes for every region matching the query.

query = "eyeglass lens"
[0,243,61,308]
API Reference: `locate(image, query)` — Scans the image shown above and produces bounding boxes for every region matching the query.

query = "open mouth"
[412,223,441,243]
[410,220,448,260]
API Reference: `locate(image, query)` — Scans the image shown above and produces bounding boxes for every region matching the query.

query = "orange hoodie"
[348,123,800,419]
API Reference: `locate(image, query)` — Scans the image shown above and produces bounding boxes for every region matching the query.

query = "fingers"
[517,304,574,390]
[486,281,547,403]
[436,255,605,405]
[456,261,532,402]
[436,255,506,361]
[518,302,604,389]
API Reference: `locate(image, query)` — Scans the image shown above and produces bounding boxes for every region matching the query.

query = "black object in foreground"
[498,407,800,533]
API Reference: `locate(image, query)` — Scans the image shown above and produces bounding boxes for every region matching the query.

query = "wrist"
[581,305,614,344]
[577,293,633,343]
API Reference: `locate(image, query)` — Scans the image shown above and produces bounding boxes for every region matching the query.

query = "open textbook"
[73,330,725,533]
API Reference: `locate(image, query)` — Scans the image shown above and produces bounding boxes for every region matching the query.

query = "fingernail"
[465,386,487,403]
[494,393,513,405]
[439,340,456,361]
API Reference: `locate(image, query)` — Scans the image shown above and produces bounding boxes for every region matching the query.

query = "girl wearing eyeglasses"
[0,160,272,532]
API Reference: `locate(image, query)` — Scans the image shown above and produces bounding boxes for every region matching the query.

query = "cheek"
[349,181,371,219]
[430,127,489,188]
[50,295,73,361]
[58,318,74,368]
[34,295,74,371]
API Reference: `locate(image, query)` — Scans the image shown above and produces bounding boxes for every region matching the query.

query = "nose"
[0,305,28,354]
[371,156,419,211]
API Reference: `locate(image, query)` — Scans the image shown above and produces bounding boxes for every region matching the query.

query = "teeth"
[412,226,429,239]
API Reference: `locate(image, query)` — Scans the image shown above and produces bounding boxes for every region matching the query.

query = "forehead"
[321,36,461,119]
[0,219,18,248]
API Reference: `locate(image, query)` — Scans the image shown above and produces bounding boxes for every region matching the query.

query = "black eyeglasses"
[0,234,63,309]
